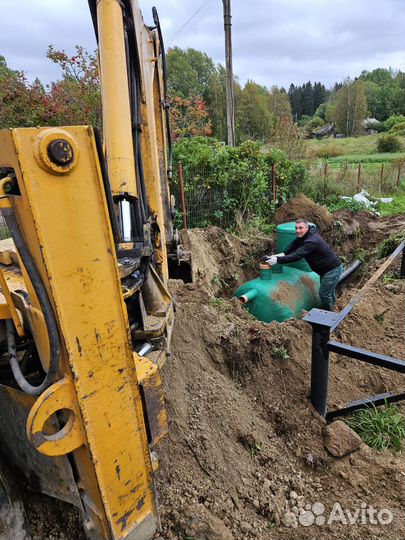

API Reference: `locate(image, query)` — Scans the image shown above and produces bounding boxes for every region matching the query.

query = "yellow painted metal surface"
[0,126,158,539]
[130,0,170,281]
[97,0,137,197]
[26,377,86,456]
[134,353,168,447]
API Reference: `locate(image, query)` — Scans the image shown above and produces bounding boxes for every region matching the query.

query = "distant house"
[362,117,380,135]
[309,123,336,139]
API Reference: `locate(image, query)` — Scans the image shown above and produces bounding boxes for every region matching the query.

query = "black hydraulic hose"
[87,0,98,42]
[152,6,173,180]
[4,211,60,395]
[338,259,361,285]
[94,127,121,244]
[124,1,149,226]
[87,0,148,238]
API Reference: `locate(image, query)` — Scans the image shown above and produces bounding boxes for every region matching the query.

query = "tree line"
[167,47,405,139]
[0,44,404,142]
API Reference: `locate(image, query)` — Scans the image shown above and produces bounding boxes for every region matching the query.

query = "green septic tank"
[234,222,321,323]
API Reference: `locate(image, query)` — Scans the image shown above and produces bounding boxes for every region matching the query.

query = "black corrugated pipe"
[4,210,60,395]
[337,259,361,285]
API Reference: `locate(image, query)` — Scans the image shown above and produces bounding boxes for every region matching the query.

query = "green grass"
[271,345,290,361]
[250,441,262,458]
[307,134,378,155]
[304,135,405,197]
[377,193,405,216]
[328,152,405,164]
[325,193,405,217]
[346,402,405,452]
[0,225,10,240]
[209,297,226,309]
[306,135,405,168]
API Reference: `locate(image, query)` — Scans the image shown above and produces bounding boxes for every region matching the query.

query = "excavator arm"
[0,1,180,538]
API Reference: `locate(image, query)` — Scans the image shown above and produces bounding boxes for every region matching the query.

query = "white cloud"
[1,0,404,88]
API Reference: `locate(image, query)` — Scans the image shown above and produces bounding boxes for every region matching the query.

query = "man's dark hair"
[296,219,309,226]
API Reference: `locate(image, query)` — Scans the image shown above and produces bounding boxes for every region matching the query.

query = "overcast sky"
[1,0,404,89]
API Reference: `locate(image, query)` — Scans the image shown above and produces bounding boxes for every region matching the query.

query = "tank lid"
[276,221,316,232]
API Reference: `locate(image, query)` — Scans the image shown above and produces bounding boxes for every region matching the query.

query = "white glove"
[275,252,285,257]
[265,255,278,266]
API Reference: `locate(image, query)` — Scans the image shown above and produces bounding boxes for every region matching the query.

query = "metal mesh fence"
[170,165,245,229]
[171,160,404,230]
[0,217,10,240]
[307,160,404,196]
[171,181,239,229]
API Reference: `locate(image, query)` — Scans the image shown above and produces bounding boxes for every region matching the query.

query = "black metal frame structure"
[304,241,405,420]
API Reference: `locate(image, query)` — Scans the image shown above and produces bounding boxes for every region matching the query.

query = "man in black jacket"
[264,219,343,311]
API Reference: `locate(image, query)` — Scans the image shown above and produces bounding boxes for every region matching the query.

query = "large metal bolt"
[47,139,74,166]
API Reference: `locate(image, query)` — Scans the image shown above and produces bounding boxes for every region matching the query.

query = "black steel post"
[310,324,331,417]
[304,309,339,417]
[400,246,405,279]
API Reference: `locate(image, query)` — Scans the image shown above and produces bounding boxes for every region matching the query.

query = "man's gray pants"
[319,264,343,310]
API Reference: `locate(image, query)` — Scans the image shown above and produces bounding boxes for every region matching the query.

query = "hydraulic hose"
[124,1,149,226]
[94,127,120,244]
[152,6,173,180]
[4,211,60,395]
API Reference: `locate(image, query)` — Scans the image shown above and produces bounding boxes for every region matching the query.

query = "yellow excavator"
[0,1,186,538]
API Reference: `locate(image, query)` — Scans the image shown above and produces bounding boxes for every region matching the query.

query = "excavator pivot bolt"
[47,139,74,166]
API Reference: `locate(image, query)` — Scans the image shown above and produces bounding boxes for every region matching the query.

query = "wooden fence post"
[178,161,187,229]
[272,163,277,203]
[323,162,328,200]
[397,162,402,189]
[356,163,362,192]
[379,163,384,192]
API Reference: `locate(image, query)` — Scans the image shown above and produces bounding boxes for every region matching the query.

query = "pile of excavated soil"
[18,204,405,540]
[332,210,405,251]
[156,218,405,540]
[273,195,334,232]
[179,226,273,296]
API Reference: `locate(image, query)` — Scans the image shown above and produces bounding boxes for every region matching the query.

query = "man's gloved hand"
[263,255,278,266]
[275,252,285,257]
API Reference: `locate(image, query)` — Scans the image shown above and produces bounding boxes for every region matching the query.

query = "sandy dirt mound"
[332,210,405,251]
[19,210,404,540]
[180,227,273,296]
[157,221,405,540]
[273,195,334,232]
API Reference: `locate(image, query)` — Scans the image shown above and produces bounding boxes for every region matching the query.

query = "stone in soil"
[323,420,362,457]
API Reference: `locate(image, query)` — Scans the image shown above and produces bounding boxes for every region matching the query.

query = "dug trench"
[156,198,405,540]
[22,197,405,540]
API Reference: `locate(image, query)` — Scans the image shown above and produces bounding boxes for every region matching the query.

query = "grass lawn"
[305,135,405,195]
[328,152,405,164]
[306,134,405,162]
[377,192,405,216]
[308,134,381,155]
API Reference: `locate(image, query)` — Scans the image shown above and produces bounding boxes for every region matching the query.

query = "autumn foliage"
[45,45,101,126]
[170,95,212,140]
[0,45,213,140]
